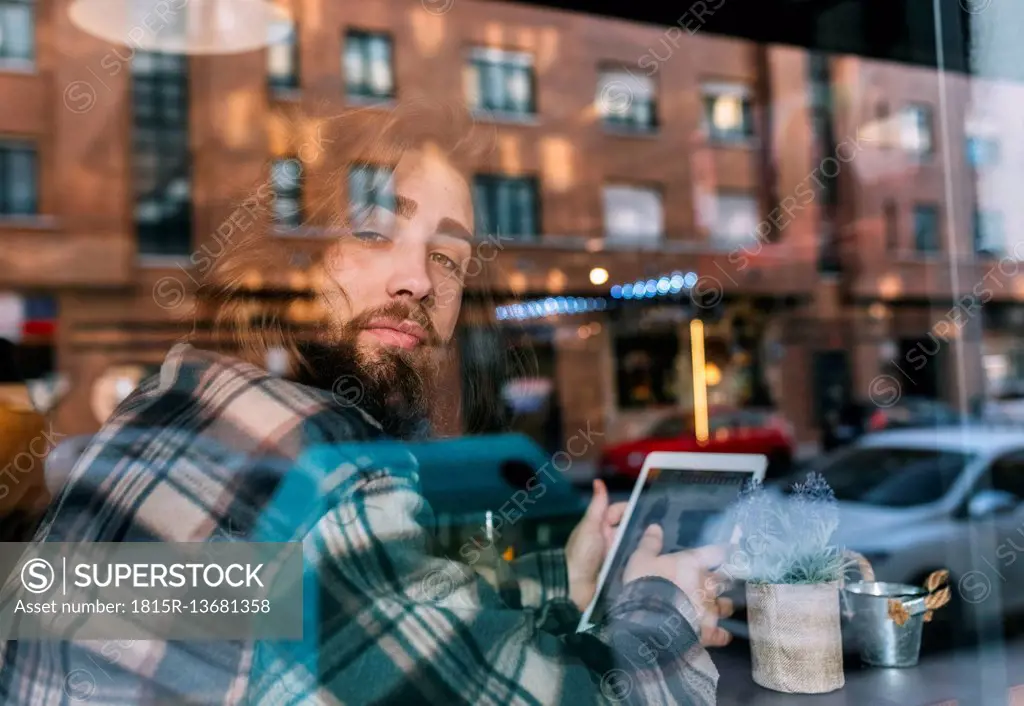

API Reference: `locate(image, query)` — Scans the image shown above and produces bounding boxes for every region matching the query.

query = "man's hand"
[565,479,627,612]
[623,524,734,647]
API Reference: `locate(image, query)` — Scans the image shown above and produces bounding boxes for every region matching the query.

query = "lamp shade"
[68,0,293,55]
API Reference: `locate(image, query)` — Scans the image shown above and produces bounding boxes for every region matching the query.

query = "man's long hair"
[186,99,536,434]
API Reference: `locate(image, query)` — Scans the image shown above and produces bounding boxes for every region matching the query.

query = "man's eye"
[430,252,461,271]
[353,231,389,243]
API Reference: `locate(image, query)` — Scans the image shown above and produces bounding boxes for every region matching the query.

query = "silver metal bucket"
[842,581,928,667]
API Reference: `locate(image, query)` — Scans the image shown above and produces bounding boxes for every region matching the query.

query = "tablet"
[577,451,767,632]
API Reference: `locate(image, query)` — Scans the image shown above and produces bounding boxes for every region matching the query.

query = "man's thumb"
[584,479,609,522]
[635,524,663,556]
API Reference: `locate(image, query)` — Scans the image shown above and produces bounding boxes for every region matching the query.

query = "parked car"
[823,396,969,452]
[597,406,797,485]
[981,382,1024,426]
[712,426,1024,648]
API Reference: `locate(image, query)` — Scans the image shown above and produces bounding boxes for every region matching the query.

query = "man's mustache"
[347,302,441,346]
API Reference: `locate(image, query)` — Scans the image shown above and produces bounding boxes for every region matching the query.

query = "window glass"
[466,47,535,114]
[602,184,663,243]
[345,31,394,100]
[701,82,754,142]
[596,69,657,131]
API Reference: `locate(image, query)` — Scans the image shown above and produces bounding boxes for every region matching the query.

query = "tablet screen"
[587,468,752,626]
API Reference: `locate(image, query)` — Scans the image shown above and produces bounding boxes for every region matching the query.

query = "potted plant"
[728,472,870,694]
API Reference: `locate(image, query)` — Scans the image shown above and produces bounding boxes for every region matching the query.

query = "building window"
[0,140,37,216]
[966,135,1000,168]
[0,0,33,67]
[708,192,759,248]
[268,22,299,92]
[701,82,754,144]
[974,209,1004,258]
[900,104,933,156]
[615,332,679,409]
[344,30,393,100]
[348,163,394,221]
[132,51,192,257]
[912,204,940,253]
[474,175,539,240]
[883,199,898,251]
[596,69,656,132]
[602,184,663,244]
[271,158,303,227]
[465,47,535,116]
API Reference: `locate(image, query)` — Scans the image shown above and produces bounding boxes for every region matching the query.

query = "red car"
[597,407,797,484]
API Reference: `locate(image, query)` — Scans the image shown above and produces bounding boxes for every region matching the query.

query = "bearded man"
[0,104,730,705]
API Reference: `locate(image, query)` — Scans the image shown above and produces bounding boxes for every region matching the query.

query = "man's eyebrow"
[437,217,474,242]
[395,194,417,218]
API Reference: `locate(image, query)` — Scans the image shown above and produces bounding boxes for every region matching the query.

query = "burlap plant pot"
[746,552,874,694]
[746,581,844,694]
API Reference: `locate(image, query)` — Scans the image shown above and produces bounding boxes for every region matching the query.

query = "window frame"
[700,80,756,145]
[595,65,658,134]
[465,46,537,117]
[344,29,396,101]
[901,103,935,158]
[473,173,540,241]
[0,139,38,216]
[973,208,1005,259]
[911,202,941,254]
[271,157,303,228]
[268,21,300,92]
[131,51,193,258]
[708,189,760,249]
[0,0,35,68]
[601,182,664,244]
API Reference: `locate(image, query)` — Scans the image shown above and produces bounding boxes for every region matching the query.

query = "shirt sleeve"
[246,464,720,706]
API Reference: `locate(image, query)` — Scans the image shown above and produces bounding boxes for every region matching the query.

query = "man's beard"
[291,302,441,439]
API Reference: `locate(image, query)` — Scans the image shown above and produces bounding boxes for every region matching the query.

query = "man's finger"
[700,624,733,647]
[634,524,663,557]
[584,479,609,522]
[716,597,734,620]
[686,544,728,569]
[605,502,628,527]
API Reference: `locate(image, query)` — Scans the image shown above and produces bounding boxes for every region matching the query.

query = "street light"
[589,267,609,286]
[690,319,709,446]
[68,0,293,55]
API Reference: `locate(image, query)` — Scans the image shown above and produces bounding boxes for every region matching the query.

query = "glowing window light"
[657,277,670,293]
[611,285,623,298]
[622,284,634,298]
[684,272,698,287]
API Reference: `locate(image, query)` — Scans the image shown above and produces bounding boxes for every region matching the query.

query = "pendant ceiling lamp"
[68,0,293,55]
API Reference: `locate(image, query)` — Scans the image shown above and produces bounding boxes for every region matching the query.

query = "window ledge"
[705,138,759,150]
[138,255,192,268]
[345,94,396,109]
[0,59,36,75]
[0,214,56,230]
[471,110,539,126]
[271,224,310,237]
[601,124,660,139]
[269,87,302,102]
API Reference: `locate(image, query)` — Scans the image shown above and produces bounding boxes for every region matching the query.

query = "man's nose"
[384,240,433,302]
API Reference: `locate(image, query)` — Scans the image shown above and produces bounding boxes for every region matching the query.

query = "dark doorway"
[897,336,944,400]
[812,349,852,425]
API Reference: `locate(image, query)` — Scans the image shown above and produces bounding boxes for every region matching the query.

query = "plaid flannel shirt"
[0,344,718,705]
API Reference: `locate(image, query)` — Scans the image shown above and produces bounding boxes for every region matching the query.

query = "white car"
[715,426,1024,642]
